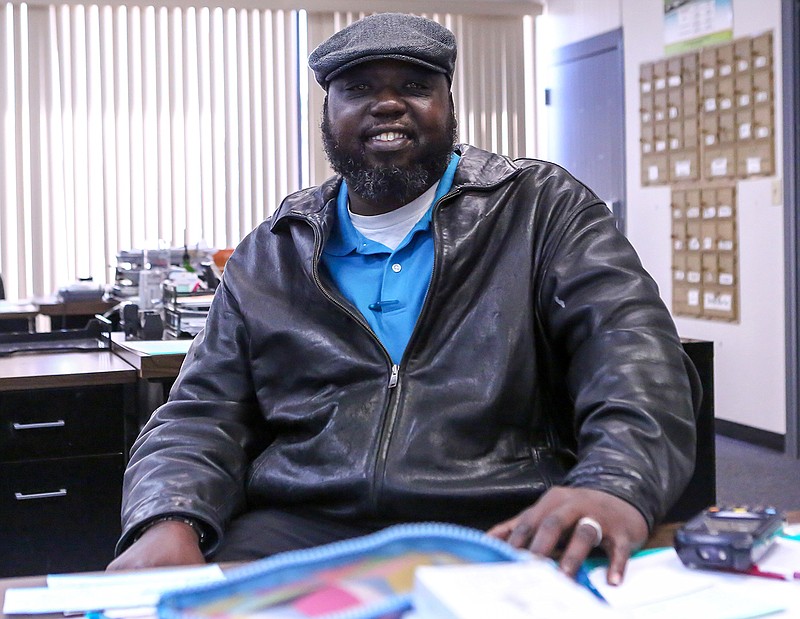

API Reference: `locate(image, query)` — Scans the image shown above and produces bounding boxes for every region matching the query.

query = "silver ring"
[577,516,603,547]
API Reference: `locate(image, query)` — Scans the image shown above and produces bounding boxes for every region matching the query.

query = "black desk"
[0,351,137,577]
[0,301,37,333]
[34,296,118,331]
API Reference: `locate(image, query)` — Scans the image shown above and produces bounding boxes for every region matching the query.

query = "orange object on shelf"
[212,249,234,271]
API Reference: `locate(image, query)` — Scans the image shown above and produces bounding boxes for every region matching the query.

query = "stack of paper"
[411,560,623,618]
[2,565,225,616]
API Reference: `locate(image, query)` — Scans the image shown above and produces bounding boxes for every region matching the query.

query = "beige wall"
[538,0,786,434]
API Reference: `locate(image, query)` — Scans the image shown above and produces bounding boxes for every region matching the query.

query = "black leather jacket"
[118,145,699,555]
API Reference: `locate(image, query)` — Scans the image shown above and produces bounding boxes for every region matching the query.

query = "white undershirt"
[348,182,439,251]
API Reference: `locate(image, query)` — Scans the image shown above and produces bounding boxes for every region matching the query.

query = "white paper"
[674,160,691,177]
[588,549,799,619]
[116,339,194,355]
[756,537,800,578]
[413,561,622,619]
[739,122,752,140]
[746,157,762,175]
[3,565,225,614]
[704,292,733,312]
[711,157,728,177]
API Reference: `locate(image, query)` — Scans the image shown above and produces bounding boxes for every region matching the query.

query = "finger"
[486,519,515,540]
[506,519,536,549]
[605,543,631,586]
[556,522,600,577]
[528,514,568,557]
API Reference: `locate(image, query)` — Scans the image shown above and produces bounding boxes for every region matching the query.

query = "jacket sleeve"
[116,271,269,556]
[534,177,701,530]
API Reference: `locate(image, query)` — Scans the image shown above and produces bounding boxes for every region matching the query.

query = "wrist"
[133,515,207,547]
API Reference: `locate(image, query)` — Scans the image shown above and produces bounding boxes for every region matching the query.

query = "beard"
[321,102,458,205]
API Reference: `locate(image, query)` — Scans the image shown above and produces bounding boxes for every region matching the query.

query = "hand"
[487,486,648,585]
[107,521,206,571]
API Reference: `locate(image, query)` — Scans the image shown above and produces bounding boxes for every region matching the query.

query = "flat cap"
[308,13,457,88]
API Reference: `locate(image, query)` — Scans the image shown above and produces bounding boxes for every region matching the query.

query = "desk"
[34,296,118,330]
[108,333,193,429]
[0,351,137,577]
[1,512,798,619]
[108,332,190,380]
[0,302,37,333]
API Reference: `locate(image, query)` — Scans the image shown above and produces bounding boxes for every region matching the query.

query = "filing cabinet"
[0,351,136,576]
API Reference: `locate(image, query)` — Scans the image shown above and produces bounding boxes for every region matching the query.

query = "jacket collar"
[270,144,520,232]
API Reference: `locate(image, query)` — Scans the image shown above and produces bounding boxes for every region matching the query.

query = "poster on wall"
[664,0,733,54]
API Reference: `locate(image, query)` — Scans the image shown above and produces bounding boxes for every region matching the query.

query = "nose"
[370,87,406,116]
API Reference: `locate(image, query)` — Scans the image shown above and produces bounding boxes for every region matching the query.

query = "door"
[545,29,626,232]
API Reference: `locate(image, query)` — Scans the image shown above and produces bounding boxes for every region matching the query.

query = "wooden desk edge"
[2,512,798,618]
[109,338,185,380]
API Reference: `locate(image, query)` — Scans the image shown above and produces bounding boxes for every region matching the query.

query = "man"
[109,13,699,585]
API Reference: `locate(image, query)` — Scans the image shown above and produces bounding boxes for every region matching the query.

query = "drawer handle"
[12,420,66,430]
[14,489,68,500]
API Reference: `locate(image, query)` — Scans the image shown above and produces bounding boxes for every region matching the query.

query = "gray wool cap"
[308,13,457,88]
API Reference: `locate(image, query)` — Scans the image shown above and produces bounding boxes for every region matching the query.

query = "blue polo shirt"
[321,154,460,364]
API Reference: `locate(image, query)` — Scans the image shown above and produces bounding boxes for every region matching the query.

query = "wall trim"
[716,419,785,453]
[783,0,800,459]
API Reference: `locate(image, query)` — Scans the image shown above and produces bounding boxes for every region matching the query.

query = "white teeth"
[373,132,406,142]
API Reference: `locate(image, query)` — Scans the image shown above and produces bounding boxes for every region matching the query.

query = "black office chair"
[664,340,717,522]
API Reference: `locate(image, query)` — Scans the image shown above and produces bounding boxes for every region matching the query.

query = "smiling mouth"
[369,131,411,143]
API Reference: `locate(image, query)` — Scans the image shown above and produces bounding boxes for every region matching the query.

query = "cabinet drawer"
[0,385,124,461]
[0,454,123,576]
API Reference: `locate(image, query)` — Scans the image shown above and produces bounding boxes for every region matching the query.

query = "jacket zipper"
[300,217,402,512]
[287,181,480,514]
[388,364,399,388]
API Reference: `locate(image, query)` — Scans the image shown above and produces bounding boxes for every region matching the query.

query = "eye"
[345,82,369,92]
[406,81,429,91]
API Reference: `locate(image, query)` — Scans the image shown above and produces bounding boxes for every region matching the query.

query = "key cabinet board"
[0,351,136,577]
[639,31,773,322]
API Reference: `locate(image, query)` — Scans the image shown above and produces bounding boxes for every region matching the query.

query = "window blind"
[0,2,299,297]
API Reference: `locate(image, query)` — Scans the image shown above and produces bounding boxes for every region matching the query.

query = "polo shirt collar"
[324,153,460,257]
